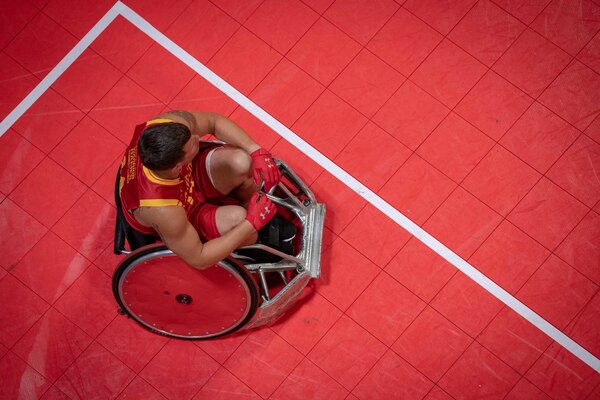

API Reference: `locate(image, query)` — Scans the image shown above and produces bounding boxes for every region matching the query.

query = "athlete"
[119,110,280,270]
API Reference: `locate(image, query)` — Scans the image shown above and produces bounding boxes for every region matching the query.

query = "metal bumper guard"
[239,159,326,330]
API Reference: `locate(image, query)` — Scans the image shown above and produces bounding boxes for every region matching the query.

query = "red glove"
[246,192,277,231]
[250,148,281,192]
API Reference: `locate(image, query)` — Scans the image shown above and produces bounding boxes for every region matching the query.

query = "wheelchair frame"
[113,158,325,339]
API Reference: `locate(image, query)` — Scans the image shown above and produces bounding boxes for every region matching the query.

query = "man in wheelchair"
[114,111,325,338]
[118,110,285,269]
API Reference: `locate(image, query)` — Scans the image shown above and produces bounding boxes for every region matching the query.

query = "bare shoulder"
[156,110,216,134]
[157,110,194,126]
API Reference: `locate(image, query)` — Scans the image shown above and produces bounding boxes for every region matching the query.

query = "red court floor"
[1,0,600,399]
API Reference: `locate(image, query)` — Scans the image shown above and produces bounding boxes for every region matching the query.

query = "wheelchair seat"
[113,167,158,254]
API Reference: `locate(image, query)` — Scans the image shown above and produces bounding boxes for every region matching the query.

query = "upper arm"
[142,206,205,266]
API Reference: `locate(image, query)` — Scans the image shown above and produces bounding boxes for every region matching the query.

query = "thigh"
[188,203,252,242]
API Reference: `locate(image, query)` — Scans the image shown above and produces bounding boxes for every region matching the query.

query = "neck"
[151,169,179,180]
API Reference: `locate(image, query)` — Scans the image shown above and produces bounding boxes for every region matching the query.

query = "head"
[138,122,199,175]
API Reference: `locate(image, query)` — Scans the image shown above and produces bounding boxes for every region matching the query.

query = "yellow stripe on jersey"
[142,166,181,185]
[146,118,174,126]
[139,199,182,207]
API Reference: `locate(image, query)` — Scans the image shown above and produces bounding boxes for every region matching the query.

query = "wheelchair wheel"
[112,244,259,339]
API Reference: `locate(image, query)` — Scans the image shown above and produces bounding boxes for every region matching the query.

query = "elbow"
[190,262,213,271]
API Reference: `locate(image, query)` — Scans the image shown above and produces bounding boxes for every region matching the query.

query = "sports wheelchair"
[112,157,325,339]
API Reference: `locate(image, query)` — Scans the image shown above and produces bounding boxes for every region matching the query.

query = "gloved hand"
[245,192,277,231]
[250,148,281,192]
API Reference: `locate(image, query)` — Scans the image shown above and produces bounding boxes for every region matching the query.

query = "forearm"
[190,111,260,154]
[190,220,256,270]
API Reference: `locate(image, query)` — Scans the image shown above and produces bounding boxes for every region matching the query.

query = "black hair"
[138,122,191,170]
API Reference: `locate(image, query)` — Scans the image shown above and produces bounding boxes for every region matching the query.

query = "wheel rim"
[117,250,254,339]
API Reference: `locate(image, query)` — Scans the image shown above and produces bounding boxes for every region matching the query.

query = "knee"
[228,149,252,177]
[228,205,247,225]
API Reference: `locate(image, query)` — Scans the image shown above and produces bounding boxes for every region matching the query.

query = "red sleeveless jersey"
[119,119,198,235]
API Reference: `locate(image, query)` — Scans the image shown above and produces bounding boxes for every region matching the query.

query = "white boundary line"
[2,0,598,374]
[0,2,122,136]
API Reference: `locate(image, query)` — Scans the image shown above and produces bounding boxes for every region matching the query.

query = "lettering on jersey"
[127,147,137,183]
[181,164,195,207]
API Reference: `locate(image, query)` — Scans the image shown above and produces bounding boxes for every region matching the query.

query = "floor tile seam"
[536,58,600,133]
[436,334,524,397]
[40,384,68,399]
[298,0,334,16]
[472,300,550,368]
[111,336,172,399]
[44,184,116,260]
[224,9,331,96]
[551,208,600,285]
[0,3,45,54]
[7,90,94,157]
[209,0,268,26]
[0,277,52,344]
[529,12,600,59]
[0,348,52,391]
[4,154,96,253]
[351,346,437,397]
[517,337,588,399]
[84,52,164,116]
[563,284,600,337]
[38,1,116,41]
[162,1,250,106]
[382,300,467,383]
[459,167,597,294]
[576,43,600,76]
[267,353,352,399]
[2,300,98,384]
[40,261,104,323]
[536,131,597,207]
[340,267,412,336]
[6,230,97,302]
[534,40,600,97]
[403,0,480,39]
[334,189,415,269]
[269,3,323,61]
[187,356,232,400]
[3,7,81,76]
[588,382,600,400]
[584,130,600,147]
[0,196,49,264]
[511,254,599,332]
[499,102,589,174]
[0,128,47,191]
[489,32,575,101]
[488,0,550,27]
[217,327,307,399]
[316,0,401,50]
[310,238,384,311]
[210,8,333,109]
[356,1,403,51]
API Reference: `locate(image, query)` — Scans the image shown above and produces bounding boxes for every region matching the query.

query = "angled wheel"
[112,244,259,339]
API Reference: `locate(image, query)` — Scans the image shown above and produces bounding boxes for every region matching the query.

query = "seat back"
[114,167,158,254]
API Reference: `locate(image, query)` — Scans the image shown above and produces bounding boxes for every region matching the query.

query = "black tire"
[112,244,259,339]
